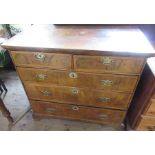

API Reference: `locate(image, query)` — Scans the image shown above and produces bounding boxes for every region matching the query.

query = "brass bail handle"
[101,57,114,65]
[41,90,51,96]
[98,97,111,102]
[101,80,113,86]
[98,114,108,120]
[36,74,47,80]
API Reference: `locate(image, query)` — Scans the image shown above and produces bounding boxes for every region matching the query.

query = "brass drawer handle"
[41,90,51,96]
[71,88,79,95]
[69,72,77,79]
[98,97,111,102]
[46,108,56,113]
[101,80,113,86]
[72,106,79,111]
[36,74,47,80]
[98,114,108,120]
[101,57,114,65]
[34,53,45,61]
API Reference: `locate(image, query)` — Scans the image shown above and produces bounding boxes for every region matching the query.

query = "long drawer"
[24,83,132,110]
[137,116,155,131]
[11,51,72,70]
[17,67,138,93]
[31,100,125,125]
[74,55,144,74]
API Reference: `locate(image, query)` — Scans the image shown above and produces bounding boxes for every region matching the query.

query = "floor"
[0,70,120,131]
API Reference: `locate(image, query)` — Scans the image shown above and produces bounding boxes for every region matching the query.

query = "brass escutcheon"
[69,72,78,79]
[72,106,79,111]
[71,88,79,95]
[34,53,45,61]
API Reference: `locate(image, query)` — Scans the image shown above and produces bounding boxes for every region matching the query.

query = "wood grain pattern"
[24,83,132,110]
[74,55,144,74]
[17,67,138,93]
[31,100,125,125]
[137,116,155,131]
[144,99,155,116]
[10,51,72,70]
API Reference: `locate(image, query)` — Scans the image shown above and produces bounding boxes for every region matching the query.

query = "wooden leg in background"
[0,98,13,123]
[0,79,8,92]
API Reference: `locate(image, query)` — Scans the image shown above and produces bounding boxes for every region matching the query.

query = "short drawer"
[17,67,138,93]
[74,55,144,74]
[24,83,132,110]
[10,51,72,70]
[137,116,155,131]
[145,99,155,116]
[31,100,125,125]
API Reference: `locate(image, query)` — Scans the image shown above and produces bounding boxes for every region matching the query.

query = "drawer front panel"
[31,100,125,124]
[18,67,138,93]
[11,51,72,70]
[145,99,155,116]
[25,83,132,109]
[74,55,144,74]
[137,116,155,131]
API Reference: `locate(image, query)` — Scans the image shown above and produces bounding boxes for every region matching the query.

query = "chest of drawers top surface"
[1,25,155,57]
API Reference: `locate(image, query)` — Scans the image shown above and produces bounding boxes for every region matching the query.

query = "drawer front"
[25,83,132,110]
[31,100,125,125]
[145,99,155,116]
[74,55,144,74]
[18,67,138,93]
[11,51,72,70]
[137,116,155,131]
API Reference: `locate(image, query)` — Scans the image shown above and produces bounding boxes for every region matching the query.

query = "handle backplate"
[101,80,113,86]
[101,57,114,65]
[71,88,79,95]
[98,97,111,102]
[46,108,56,112]
[41,90,51,96]
[98,114,108,119]
[36,74,47,80]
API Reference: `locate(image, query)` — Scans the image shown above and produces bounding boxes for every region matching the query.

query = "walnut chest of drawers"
[128,57,155,130]
[2,25,155,127]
